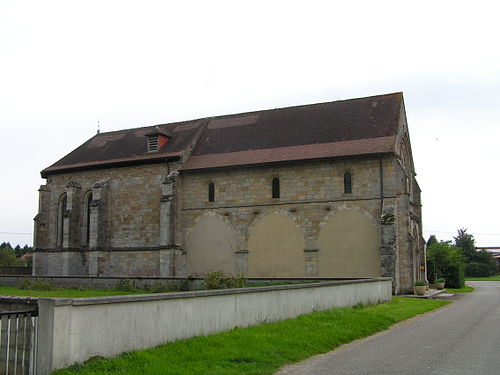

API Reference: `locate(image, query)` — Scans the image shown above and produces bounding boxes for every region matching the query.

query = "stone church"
[33,92,425,294]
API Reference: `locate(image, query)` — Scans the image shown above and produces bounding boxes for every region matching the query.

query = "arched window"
[82,191,93,246]
[272,177,280,199]
[57,193,67,247]
[344,172,352,194]
[208,183,215,202]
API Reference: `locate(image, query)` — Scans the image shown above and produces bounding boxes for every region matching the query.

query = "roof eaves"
[41,152,181,178]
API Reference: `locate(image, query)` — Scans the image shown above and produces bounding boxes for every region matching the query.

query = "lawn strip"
[0,286,146,298]
[465,275,500,281]
[54,297,449,375]
[446,286,474,293]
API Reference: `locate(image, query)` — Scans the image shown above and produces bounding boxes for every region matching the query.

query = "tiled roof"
[41,92,403,177]
[182,136,396,171]
[41,120,206,177]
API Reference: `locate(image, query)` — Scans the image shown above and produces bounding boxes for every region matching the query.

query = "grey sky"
[1,0,499,247]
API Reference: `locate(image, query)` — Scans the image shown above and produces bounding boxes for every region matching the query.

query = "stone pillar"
[61,252,69,276]
[159,250,172,277]
[160,172,177,247]
[89,181,108,250]
[304,248,319,276]
[235,249,249,275]
[34,185,51,249]
[380,199,399,293]
[158,172,180,277]
[397,193,412,293]
[88,251,98,276]
[63,181,81,249]
[159,248,185,277]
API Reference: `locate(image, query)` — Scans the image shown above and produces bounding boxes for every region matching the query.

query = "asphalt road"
[275,282,500,375]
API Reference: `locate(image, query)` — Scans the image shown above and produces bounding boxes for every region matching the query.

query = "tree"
[427,241,465,288]
[453,228,498,276]
[468,249,497,276]
[454,228,476,262]
[0,246,22,267]
[427,235,438,247]
[0,242,12,250]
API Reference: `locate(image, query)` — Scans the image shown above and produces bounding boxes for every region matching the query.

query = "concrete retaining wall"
[0,267,31,275]
[36,277,391,374]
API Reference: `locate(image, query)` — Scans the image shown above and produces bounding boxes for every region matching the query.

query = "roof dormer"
[145,126,172,153]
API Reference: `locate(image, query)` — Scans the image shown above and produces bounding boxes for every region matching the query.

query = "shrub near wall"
[427,242,465,288]
[465,262,492,278]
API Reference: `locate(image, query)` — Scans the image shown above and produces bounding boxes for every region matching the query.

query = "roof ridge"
[213,92,403,119]
[96,118,205,136]
[95,92,403,135]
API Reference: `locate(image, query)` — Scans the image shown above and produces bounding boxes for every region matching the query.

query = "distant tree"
[13,244,32,258]
[454,228,476,262]
[427,235,438,247]
[427,241,465,288]
[469,249,497,276]
[466,262,492,277]
[0,242,12,250]
[0,247,22,267]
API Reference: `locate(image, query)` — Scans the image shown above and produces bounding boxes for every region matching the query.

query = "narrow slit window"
[208,183,215,202]
[57,194,67,246]
[83,192,92,246]
[272,177,280,198]
[344,172,352,194]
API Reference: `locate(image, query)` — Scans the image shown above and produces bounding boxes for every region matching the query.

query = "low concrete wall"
[36,278,391,374]
[0,267,31,275]
[0,297,38,312]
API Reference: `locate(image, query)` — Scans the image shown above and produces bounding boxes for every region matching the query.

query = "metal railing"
[0,309,38,375]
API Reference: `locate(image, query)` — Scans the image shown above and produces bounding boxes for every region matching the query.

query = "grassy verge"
[54,297,449,375]
[466,275,500,281]
[0,286,147,298]
[446,286,474,293]
[245,281,317,287]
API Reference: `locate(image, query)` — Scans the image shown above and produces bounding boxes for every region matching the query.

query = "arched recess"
[318,209,381,277]
[185,214,237,276]
[247,212,305,277]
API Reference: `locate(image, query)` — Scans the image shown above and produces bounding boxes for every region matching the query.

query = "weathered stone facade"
[33,93,425,294]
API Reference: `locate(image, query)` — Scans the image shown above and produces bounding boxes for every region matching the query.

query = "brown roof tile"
[182,136,396,171]
[41,120,205,177]
[41,92,403,176]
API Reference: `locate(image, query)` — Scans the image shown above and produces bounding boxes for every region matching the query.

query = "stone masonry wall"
[178,156,400,279]
[42,164,169,249]
[34,163,171,276]
[179,156,397,246]
[34,154,420,291]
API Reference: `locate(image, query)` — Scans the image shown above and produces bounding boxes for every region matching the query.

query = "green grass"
[54,297,449,375]
[0,286,147,298]
[466,275,500,281]
[446,286,474,293]
[245,281,318,287]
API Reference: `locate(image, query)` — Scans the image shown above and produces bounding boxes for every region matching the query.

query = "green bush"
[427,242,465,288]
[465,262,492,277]
[114,278,138,292]
[20,278,52,290]
[414,280,426,286]
[203,271,247,290]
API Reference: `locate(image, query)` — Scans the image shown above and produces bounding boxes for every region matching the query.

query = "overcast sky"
[1,0,499,247]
